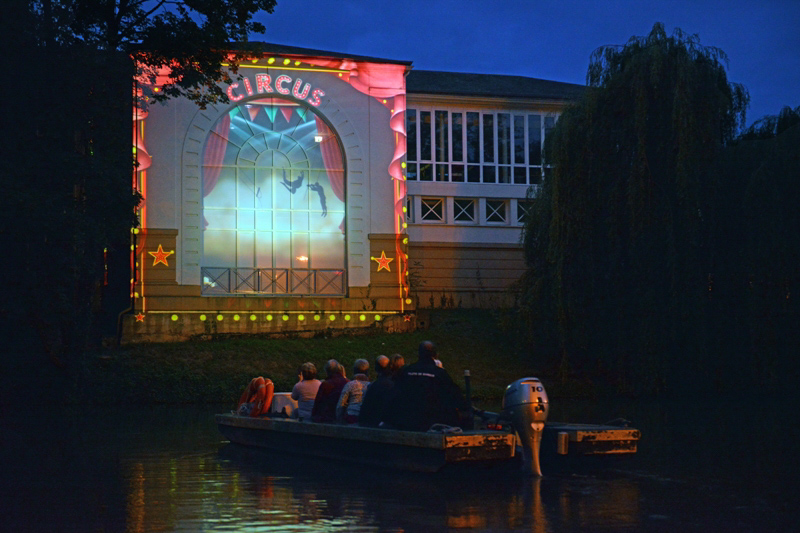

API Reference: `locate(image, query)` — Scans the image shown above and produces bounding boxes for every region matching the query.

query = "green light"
[329,314,336,321]
[375,315,381,321]
[282,315,289,321]
[345,314,351,321]
[250,314,257,321]
[171,314,178,321]
[200,314,207,321]
[268,57,275,64]
[217,314,224,321]
[233,314,240,321]
[314,314,320,321]
[298,314,305,321]
[267,314,273,321]
[359,314,366,321]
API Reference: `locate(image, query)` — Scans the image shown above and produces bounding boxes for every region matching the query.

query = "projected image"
[201,98,346,295]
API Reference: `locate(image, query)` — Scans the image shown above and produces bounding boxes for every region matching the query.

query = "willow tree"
[520,23,748,394]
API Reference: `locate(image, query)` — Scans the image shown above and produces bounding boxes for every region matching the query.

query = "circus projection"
[201,97,346,295]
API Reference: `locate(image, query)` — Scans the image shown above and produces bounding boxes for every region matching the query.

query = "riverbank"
[79,309,580,406]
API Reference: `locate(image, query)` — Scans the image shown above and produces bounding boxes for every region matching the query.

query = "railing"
[201,267,346,296]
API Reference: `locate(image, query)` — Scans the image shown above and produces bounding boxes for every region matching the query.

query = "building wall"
[123,55,413,343]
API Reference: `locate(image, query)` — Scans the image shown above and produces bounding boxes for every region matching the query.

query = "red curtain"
[202,113,231,228]
[315,116,346,232]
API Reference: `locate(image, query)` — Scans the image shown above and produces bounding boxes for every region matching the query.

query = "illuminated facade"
[124,44,582,342]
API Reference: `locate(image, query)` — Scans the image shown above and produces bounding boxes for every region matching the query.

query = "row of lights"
[169,313,383,322]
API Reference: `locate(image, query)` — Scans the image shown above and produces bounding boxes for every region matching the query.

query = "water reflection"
[1,399,797,532]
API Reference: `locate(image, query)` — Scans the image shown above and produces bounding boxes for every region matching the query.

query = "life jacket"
[237,377,275,417]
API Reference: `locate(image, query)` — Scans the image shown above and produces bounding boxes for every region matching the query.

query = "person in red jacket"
[236,376,275,417]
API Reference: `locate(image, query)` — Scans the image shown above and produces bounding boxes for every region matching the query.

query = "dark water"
[1,396,797,532]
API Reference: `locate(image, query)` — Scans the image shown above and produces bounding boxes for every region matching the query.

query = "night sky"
[254,0,800,128]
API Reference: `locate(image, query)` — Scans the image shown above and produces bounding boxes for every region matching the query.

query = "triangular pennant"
[280,107,294,123]
[247,105,260,122]
[296,107,307,121]
[264,106,277,122]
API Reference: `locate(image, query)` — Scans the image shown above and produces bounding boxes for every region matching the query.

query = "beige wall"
[409,242,524,309]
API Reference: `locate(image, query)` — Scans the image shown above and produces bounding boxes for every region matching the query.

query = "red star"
[148,244,174,266]
[135,313,145,322]
[371,251,394,272]
[403,314,412,322]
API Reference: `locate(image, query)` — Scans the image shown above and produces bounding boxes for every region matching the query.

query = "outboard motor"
[502,377,549,476]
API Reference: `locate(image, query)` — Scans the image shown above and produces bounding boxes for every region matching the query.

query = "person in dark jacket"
[311,359,348,423]
[386,341,468,431]
[358,355,393,427]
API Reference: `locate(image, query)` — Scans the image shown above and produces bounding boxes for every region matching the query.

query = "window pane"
[454,198,475,222]
[483,165,496,183]
[419,163,432,181]
[483,114,494,163]
[486,200,506,223]
[528,115,541,166]
[435,110,449,162]
[514,167,527,184]
[435,163,449,181]
[530,167,542,185]
[406,162,417,181]
[452,113,463,161]
[451,164,465,182]
[406,109,417,161]
[467,165,480,182]
[421,198,444,221]
[467,112,480,163]
[514,115,525,164]
[497,113,510,164]
[498,166,511,184]
[544,116,556,164]
[420,111,431,161]
[517,201,532,224]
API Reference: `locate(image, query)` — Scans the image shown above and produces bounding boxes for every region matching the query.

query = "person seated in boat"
[291,362,321,420]
[358,355,394,427]
[236,376,274,417]
[386,341,469,431]
[311,359,348,423]
[390,354,405,378]
[336,359,371,424]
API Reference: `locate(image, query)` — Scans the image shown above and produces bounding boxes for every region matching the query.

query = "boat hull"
[216,414,516,472]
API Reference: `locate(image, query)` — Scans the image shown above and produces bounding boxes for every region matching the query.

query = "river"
[1,395,797,532]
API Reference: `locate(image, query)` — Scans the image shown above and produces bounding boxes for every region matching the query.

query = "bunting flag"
[280,107,294,123]
[247,105,260,122]
[263,106,278,123]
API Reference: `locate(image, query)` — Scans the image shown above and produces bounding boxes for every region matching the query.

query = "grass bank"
[79,309,576,406]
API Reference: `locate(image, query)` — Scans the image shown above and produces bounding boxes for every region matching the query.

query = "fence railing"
[201,267,346,296]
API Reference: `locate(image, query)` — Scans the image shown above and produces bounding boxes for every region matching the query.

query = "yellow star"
[148,244,174,266]
[371,251,394,272]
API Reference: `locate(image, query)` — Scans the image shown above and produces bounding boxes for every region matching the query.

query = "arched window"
[201,97,346,295]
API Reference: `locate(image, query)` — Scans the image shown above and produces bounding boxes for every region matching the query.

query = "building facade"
[123,44,582,343]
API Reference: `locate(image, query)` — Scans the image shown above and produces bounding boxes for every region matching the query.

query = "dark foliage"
[517,24,799,396]
[0,1,276,401]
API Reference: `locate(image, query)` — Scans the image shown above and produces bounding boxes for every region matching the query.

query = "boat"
[217,378,641,474]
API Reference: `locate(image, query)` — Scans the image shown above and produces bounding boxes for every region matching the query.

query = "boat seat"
[270,392,299,418]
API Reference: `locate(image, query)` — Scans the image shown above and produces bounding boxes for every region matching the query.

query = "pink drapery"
[314,116,346,232]
[202,113,231,228]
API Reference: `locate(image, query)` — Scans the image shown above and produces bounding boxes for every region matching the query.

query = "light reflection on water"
[1,397,798,532]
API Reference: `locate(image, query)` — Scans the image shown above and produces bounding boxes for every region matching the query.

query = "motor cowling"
[502,377,549,476]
